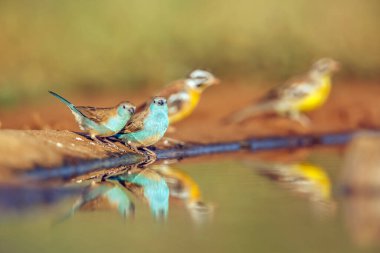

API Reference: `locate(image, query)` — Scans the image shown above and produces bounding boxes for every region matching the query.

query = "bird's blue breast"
[119,108,168,146]
[104,115,129,133]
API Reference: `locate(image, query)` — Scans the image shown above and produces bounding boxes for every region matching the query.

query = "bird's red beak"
[212,78,221,85]
[332,61,341,72]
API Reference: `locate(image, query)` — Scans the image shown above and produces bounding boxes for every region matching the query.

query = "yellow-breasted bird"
[227,58,339,126]
[155,69,220,124]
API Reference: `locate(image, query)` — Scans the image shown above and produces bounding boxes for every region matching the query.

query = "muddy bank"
[0,130,129,183]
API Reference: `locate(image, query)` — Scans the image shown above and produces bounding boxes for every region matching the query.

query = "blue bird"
[115,97,169,158]
[49,91,135,146]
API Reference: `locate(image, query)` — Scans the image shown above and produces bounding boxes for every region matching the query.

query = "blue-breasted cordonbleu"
[115,97,169,148]
[49,91,135,140]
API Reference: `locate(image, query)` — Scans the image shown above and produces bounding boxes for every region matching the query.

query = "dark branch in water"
[24,131,356,181]
[155,131,353,160]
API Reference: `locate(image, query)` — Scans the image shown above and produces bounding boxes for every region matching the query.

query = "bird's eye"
[122,105,126,109]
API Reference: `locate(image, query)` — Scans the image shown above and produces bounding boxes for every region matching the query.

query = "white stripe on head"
[185,78,200,88]
[189,69,214,80]
[185,69,216,89]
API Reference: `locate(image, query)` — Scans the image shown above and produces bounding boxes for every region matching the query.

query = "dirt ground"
[0,80,379,180]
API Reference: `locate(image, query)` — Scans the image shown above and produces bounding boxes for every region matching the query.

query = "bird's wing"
[121,106,149,133]
[156,80,186,98]
[76,106,115,123]
[156,80,188,115]
[167,91,190,115]
[260,74,314,103]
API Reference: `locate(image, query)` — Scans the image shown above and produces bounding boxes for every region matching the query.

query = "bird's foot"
[136,147,157,168]
[288,111,311,127]
[123,142,144,155]
[92,136,108,147]
[101,138,131,153]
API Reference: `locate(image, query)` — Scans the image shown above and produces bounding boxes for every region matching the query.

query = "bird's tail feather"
[225,102,276,124]
[48,91,85,118]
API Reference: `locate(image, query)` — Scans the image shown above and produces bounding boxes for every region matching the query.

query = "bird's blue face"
[117,102,135,118]
[149,97,168,113]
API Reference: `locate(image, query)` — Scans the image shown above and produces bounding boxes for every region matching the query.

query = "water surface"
[0,151,378,253]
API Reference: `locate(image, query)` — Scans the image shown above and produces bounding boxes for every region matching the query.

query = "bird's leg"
[142,147,157,159]
[101,138,131,153]
[122,142,157,166]
[288,110,311,127]
[91,136,128,153]
[161,137,187,148]
[91,136,106,145]
[124,141,144,154]
[136,147,157,168]
[107,136,124,143]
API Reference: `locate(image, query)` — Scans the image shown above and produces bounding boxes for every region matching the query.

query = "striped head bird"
[49,91,135,141]
[116,97,169,151]
[227,58,339,126]
[155,69,220,124]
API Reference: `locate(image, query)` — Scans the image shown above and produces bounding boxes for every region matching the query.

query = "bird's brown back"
[121,105,150,133]
[76,106,117,123]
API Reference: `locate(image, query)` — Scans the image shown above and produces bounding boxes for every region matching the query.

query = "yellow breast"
[293,163,331,199]
[294,75,331,112]
[169,89,201,124]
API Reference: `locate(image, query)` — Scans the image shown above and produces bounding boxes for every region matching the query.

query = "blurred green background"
[0,0,379,105]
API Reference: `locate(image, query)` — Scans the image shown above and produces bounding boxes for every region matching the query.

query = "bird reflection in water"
[61,164,212,223]
[248,160,336,218]
[109,167,170,219]
[57,181,134,222]
[151,164,214,224]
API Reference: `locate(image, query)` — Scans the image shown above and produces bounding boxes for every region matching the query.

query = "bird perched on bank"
[115,97,169,158]
[226,58,340,126]
[49,91,135,143]
[155,69,220,124]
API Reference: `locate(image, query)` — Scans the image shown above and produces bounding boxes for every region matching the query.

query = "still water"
[0,151,378,253]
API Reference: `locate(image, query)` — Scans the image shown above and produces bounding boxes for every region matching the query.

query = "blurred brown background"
[0,0,379,107]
